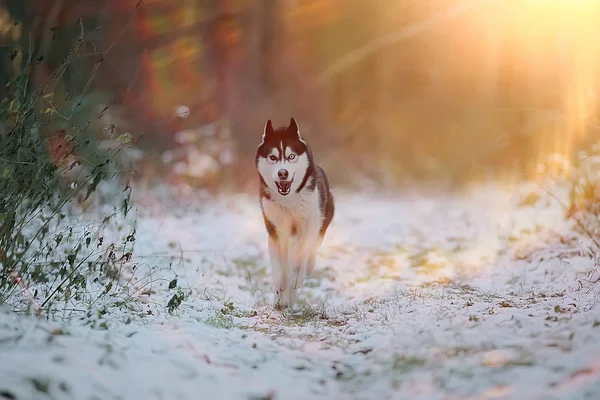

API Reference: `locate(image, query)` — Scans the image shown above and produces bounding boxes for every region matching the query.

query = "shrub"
[0,16,136,316]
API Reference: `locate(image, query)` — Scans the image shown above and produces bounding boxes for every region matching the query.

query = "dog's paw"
[287,287,298,310]
[273,289,289,310]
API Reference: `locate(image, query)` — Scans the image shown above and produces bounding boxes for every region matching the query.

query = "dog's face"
[256,118,310,197]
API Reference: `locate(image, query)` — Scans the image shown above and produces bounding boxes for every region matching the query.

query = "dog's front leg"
[306,235,324,277]
[269,236,289,310]
[288,236,311,309]
[306,249,317,278]
[289,240,309,289]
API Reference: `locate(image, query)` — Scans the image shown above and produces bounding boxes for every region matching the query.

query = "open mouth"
[275,177,294,196]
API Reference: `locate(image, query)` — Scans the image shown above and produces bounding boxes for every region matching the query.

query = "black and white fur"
[255,118,334,310]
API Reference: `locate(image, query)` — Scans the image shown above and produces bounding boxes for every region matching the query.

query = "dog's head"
[256,118,310,197]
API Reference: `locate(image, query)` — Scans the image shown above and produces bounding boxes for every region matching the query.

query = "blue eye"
[289,154,296,160]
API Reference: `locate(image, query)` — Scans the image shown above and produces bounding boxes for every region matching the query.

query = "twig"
[103,23,129,56]
[0,158,35,165]
[40,250,100,309]
[46,101,69,121]
[69,21,129,120]
[22,30,33,100]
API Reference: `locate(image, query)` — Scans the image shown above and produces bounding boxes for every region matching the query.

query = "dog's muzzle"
[275,177,294,196]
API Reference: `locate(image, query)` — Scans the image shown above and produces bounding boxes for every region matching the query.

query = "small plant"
[219,299,253,319]
[556,148,600,242]
[206,311,235,329]
[167,287,186,314]
[221,300,236,315]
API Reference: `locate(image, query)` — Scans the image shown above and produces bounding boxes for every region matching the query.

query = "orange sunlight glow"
[427,0,600,187]
[309,0,600,188]
[488,0,600,178]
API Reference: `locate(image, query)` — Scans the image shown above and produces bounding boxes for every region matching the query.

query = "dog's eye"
[269,155,277,161]
[288,154,296,160]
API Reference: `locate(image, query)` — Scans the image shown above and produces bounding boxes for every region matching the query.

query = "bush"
[0,17,136,316]
[564,148,600,241]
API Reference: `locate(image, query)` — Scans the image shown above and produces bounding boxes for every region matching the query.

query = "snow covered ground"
[1,182,600,400]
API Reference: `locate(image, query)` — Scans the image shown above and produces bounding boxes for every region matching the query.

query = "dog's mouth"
[275,177,294,196]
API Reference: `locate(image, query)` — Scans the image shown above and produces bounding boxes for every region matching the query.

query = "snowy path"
[2,185,600,400]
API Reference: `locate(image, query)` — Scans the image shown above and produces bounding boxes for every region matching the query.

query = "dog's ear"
[262,119,274,141]
[289,117,300,137]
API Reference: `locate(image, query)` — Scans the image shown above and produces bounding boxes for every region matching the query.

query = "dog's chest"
[262,191,320,235]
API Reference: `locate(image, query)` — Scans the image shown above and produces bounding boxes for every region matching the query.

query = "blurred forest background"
[2,0,600,193]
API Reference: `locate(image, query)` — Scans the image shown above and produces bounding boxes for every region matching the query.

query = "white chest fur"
[262,187,321,241]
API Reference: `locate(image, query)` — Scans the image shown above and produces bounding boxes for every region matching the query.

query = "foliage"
[564,148,600,242]
[0,10,136,315]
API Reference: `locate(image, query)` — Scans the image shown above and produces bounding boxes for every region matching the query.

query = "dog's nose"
[278,169,289,180]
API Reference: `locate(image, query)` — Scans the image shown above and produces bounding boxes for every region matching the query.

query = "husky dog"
[256,118,334,310]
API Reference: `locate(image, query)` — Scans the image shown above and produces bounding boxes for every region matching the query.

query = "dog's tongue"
[280,181,291,190]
